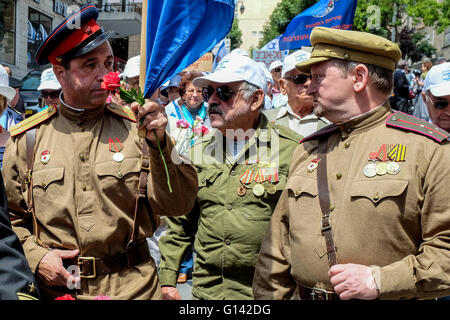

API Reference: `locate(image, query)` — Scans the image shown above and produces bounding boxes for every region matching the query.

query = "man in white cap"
[38,68,62,110]
[269,60,283,98]
[422,62,450,133]
[123,55,140,91]
[265,50,329,140]
[158,53,300,300]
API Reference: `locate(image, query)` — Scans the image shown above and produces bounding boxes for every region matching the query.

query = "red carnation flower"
[55,294,76,300]
[101,72,121,91]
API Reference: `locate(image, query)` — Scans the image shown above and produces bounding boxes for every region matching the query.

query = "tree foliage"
[228,18,243,51]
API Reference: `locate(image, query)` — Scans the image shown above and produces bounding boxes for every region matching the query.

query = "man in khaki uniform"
[3,5,198,300]
[158,53,301,300]
[253,27,450,300]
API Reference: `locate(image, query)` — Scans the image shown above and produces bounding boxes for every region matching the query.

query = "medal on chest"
[363,144,406,178]
[109,137,124,162]
[40,150,51,164]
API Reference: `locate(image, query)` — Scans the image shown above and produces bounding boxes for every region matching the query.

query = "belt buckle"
[310,287,329,300]
[78,256,96,279]
[140,155,150,171]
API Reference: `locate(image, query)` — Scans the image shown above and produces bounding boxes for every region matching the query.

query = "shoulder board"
[300,124,339,144]
[16,292,38,300]
[106,104,137,122]
[386,112,449,143]
[10,106,58,137]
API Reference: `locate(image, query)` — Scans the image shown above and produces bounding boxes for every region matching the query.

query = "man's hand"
[162,286,182,300]
[130,100,167,143]
[329,263,380,300]
[37,249,80,287]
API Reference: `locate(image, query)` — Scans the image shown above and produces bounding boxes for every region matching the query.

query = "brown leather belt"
[63,240,151,279]
[298,283,340,300]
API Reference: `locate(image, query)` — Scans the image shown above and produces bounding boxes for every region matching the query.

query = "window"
[444,28,450,48]
[252,31,257,38]
[28,8,52,68]
[0,0,16,65]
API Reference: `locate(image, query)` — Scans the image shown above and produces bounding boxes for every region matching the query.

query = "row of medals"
[238,181,277,197]
[363,160,400,178]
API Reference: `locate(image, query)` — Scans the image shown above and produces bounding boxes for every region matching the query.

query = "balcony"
[95,2,142,38]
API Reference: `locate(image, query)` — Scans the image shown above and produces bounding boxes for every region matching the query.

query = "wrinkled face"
[183,82,203,109]
[424,92,450,131]
[279,69,313,115]
[41,90,61,107]
[306,60,354,123]
[54,42,114,109]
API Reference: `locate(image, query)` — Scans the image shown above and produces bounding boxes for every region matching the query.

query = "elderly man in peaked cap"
[253,27,450,300]
[2,4,198,300]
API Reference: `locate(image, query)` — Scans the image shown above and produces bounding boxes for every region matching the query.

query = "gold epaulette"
[386,112,449,143]
[106,103,137,123]
[10,105,58,137]
[16,292,39,300]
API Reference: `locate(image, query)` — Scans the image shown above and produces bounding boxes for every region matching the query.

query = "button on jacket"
[3,102,198,300]
[158,114,300,299]
[253,104,450,300]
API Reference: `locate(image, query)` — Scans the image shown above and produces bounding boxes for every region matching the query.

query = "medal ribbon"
[387,144,407,162]
[109,137,124,153]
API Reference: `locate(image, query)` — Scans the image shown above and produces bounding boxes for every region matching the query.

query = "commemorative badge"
[386,161,400,175]
[109,137,124,162]
[253,183,265,197]
[237,185,247,197]
[307,158,320,173]
[41,150,51,164]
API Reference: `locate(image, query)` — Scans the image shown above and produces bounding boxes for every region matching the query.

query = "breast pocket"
[197,169,223,216]
[350,179,408,205]
[32,167,65,204]
[95,158,141,198]
[285,175,319,199]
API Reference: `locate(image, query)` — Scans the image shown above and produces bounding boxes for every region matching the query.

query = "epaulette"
[9,105,58,137]
[106,103,137,122]
[386,112,449,143]
[300,124,339,143]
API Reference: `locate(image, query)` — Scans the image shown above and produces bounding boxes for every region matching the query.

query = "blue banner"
[144,0,235,98]
[279,0,358,50]
[261,35,282,50]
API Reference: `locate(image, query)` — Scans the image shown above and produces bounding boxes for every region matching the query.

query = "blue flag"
[279,0,357,50]
[261,35,282,50]
[212,40,228,72]
[144,0,235,98]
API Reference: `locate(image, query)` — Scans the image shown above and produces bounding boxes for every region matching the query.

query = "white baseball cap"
[193,53,267,93]
[0,64,16,103]
[230,48,249,57]
[37,68,61,91]
[282,50,311,78]
[124,55,140,79]
[424,62,450,97]
[269,60,283,72]
[258,62,274,84]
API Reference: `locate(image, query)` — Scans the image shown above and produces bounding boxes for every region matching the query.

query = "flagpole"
[138,0,147,138]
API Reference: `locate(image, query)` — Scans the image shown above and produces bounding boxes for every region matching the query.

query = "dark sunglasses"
[272,67,282,73]
[284,74,311,85]
[202,85,235,102]
[41,91,61,99]
[426,94,449,110]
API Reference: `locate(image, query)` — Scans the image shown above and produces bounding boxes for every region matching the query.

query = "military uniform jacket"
[3,102,198,300]
[158,114,300,299]
[253,104,450,300]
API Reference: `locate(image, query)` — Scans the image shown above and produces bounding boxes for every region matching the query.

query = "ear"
[53,65,66,88]
[352,64,369,93]
[279,78,287,95]
[250,89,265,111]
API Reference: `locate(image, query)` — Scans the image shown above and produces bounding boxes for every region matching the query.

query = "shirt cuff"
[158,268,178,287]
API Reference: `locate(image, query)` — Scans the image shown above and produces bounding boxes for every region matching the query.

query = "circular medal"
[237,185,247,197]
[265,183,277,195]
[363,163,377,178]
[386,161,400,175]
[113,152,124,162]
[376,162,387,176]
[253,184,265,197]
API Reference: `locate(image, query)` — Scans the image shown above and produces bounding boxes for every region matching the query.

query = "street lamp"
[236,0,245,15]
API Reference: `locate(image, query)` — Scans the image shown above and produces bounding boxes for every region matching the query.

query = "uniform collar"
[276,104,317,122]
[59,94,106,122]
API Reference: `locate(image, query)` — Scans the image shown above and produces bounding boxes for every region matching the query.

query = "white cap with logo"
[424,62,450,97]
[124,55,140,79]
[193,53,267,93]
[282,50,311,78]
[37,68,61,91]
[269,60,283,72]
[0,64,16,103]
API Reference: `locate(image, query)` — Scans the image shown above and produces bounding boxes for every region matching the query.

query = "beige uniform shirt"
[3,102,198,300]
[253,104,450,300]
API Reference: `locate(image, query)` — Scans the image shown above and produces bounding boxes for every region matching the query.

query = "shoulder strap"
[106,104,137,123]
[10,106,58,137]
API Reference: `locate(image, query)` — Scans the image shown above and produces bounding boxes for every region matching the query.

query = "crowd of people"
[1,4,450,301]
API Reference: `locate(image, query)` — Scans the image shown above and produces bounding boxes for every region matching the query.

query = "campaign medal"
[113,152,124,162]
[237,185,247,197]
[41,150,50,164]
[363,163,377,178]
[386,161,400,175]
[307,158,320,173]
[265,183,277,195]
[376,162,387,176]
[253,184,265,197]
[109,137,124,162]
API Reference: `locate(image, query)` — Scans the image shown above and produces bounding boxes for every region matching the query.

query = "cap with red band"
[35,4,112,66]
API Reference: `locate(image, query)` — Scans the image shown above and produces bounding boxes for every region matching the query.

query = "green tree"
[228,17,243,51]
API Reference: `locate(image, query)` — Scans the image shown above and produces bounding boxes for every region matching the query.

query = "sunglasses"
[272,67,282,73]
[426,94,449,110]
[284,74,311,85]
[202,85,236,102]
[41,91,61,99]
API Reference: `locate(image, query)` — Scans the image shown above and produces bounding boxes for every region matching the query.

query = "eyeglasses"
[41,91,61,99]
[284,74,311,85]
[202,85,237,102]
[272,67,282,73]
[426,94,449,110]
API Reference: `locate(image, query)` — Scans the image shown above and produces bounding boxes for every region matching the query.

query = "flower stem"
[153,131,172,193]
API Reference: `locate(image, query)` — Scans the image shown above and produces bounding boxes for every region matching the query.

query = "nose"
[306,80,315,95]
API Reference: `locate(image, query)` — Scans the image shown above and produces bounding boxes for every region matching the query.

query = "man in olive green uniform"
[253,27,450,300]
[3,5,198,300]
[158,53,302,300]
[264,50,329,141]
